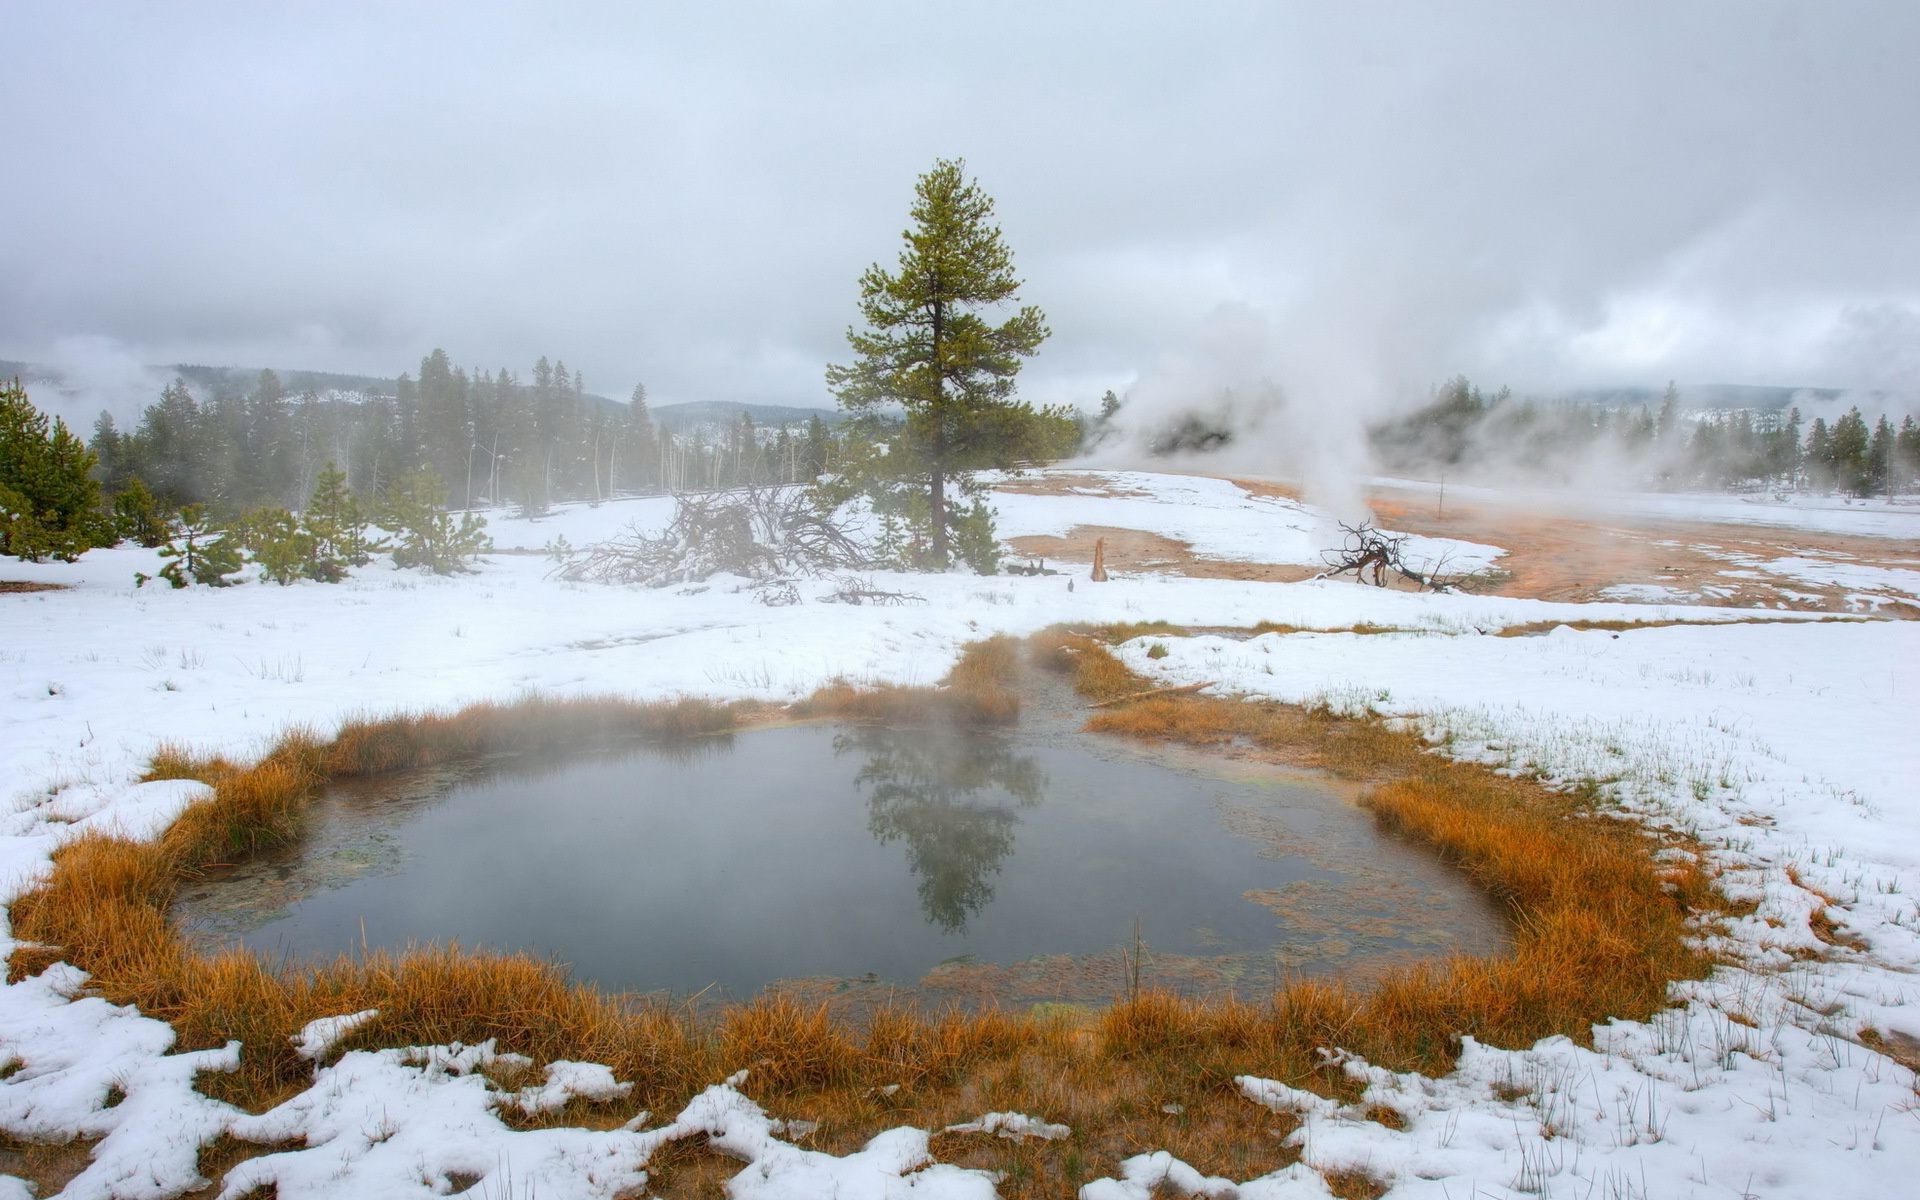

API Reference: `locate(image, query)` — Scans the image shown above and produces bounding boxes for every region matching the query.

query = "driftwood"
[1087,680,1216,709]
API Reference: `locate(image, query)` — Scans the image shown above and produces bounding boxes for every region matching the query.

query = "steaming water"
[174,720,1506,1004]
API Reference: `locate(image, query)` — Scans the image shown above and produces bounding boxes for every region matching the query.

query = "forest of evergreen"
[85,350,842,519]
[1366,378,1920,495]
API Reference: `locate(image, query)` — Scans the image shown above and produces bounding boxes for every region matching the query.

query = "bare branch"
[554,484,870,586]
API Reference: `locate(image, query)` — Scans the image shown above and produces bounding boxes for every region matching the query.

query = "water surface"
[175,715,1506,1005]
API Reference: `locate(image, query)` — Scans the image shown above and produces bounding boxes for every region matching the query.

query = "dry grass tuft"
[326,695,740,777]
[1041,623,1718,1076]
[1247,621,1404,637]
[1029,626,1142,702]
[795,636,1022,727]
[719,993,862,1092]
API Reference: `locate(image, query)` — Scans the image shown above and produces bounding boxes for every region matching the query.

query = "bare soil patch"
[0,580,68,593]
[1005,524,1321,584]
[993,472,1153,499]
[1234,477,1920,615]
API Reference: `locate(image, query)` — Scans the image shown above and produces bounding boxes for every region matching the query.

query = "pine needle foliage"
[0,379,110,561]
[822,159,1068,573]
[140,503,243,588]
[111,478,171,548]
[302,462,381,579]
[378,469,490,575]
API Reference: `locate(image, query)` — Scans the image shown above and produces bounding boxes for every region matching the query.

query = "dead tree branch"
[1316,520,1460,592]
[826,575,927,606]
[554,484,868,586]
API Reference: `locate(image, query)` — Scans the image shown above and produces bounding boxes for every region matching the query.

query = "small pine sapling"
[302,463,380,580]
[139,503,243,588]
[249,508,316,585]
[112,478,171,548]
[378,469,490,575]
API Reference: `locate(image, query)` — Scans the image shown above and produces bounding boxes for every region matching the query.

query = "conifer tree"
[303,461,378,575]
[1898,416,1920,494]
[1867,415,1895,496]
[1,380,108,561]
[112,478,170,548]
[1830,407,1871,495]
[250,508,315,585]
[823,158,1053,571]
[378,469,490,575]
[141,504,242,588]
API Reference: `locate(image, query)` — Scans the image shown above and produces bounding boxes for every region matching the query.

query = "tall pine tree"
[823,158,1052,570]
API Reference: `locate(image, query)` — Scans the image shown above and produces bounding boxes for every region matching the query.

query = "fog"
[6,2,1919,474]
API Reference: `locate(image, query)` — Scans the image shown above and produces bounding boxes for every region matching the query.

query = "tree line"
[86,354,852,521]
[1370,377,1920,495]
[2,377,485,577]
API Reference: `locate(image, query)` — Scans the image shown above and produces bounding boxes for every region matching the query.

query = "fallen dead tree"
[1316,520,1464,592]
[555,485,868,586]
[825,575,927,606]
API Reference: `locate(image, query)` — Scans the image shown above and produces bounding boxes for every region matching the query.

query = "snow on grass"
[291,1009,379,1062]
[1107,617,1920,1195]
[1,469,1915,1197]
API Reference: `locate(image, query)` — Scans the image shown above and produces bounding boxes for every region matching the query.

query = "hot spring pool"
[173,720,1506,1006]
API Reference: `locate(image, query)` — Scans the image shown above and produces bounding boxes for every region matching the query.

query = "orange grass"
[794,636,1023,727]
[5,633,1723,1197]
[1064,628,1714,1074]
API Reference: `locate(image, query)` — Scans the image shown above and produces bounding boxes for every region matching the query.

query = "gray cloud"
[4,1,1917,424]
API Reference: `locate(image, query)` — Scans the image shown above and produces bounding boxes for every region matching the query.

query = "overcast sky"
[5,1,1919,422]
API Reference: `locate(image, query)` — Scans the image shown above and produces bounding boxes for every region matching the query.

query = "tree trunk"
[929,295,948,568]
[930,466,947,567]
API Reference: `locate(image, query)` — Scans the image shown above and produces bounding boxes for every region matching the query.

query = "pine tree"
[1865,415,1895,496]
[112,478,170,548]
[802,414,831,479]
[1805,417,1834,491]
[823,158,1052,571]
[378,469,491,575]
[1,380,109,561]
[142,504,242,588]
[625,382,655,492]
[1897,416,1920,495]
[249,508,315,585]
[303,461,378,578]
[1830,407,1871,495]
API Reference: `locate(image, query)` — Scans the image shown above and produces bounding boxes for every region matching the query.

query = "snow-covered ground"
[1367,474,1920,541]
[2,470,1916,1197]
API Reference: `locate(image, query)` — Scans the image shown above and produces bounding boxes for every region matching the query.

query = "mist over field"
[6,2,1919,469]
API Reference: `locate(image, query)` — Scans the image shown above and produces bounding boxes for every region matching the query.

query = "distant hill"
[651,400,842,430]
[169,363,398,398]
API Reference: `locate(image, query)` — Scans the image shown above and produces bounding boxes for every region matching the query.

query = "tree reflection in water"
[838,729,1046,932]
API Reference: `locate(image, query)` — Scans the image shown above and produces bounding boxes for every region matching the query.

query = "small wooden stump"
[1090,537,1109,582]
